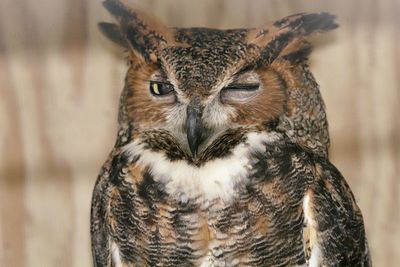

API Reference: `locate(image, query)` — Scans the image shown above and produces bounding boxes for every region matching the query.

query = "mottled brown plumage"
[91,0,370,266]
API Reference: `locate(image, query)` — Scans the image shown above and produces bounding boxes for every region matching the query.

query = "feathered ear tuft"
[272,12,337,35]
[103,0,136,22]
[98,22,128,48]
[247,12,338,65]
[281,42,313,64]
[100,0,175,62]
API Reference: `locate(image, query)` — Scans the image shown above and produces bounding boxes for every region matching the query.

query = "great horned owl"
[91,0,371,266]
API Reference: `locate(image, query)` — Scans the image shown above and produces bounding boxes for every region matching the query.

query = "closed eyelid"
[224,83,260,90]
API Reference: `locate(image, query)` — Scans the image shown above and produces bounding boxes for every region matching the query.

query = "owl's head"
[101,0,337,163]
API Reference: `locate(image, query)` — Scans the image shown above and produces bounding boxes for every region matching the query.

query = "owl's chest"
[109,135,310,265]
[108,161,308,267]
[109,188,306,266]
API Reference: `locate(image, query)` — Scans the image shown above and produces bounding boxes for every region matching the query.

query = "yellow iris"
[152,82,160,95]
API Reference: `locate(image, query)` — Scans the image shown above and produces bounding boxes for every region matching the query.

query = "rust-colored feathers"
[91,1,370,266]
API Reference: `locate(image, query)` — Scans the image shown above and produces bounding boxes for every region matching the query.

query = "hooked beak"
[186,97,204,158]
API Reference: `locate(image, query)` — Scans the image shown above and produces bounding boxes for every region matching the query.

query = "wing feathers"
[305,159,371,266]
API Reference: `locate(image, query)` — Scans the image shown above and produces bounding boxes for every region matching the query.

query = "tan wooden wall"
[0,0,399,266]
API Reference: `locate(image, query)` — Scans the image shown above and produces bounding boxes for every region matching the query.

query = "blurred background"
[0,0,399,266]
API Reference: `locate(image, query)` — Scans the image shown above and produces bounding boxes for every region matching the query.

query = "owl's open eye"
[149,81,174,96]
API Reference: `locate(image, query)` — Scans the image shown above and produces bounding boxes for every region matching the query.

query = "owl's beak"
[186,97,204,158]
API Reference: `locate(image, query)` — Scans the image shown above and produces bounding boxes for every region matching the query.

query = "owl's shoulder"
[257,140,355,197]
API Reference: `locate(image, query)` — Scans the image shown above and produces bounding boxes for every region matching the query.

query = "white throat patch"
[123,131,280,203]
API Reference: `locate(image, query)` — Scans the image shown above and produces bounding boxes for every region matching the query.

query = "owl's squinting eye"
[223,83,259,91]
[149,81,174,96]
[220,72,260,103]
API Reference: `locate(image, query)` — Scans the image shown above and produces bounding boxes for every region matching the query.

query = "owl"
[91,0,371,266]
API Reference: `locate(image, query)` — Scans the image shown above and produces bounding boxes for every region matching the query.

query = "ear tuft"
[274,12,338,34]
[248,12,338,65]
[101,0,174,62]
[98,22,128,48]
[103,0,136,22]
[281,42,313,64]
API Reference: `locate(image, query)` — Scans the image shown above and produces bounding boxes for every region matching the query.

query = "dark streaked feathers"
[98,22,128,48]
[92,138,370,266]
[91,0,370,266]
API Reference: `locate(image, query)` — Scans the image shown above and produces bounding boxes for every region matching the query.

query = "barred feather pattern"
[91,132,370,267]
[90,1,370,266]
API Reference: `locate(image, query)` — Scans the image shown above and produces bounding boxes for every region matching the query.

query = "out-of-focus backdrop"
[0,0,399,266]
